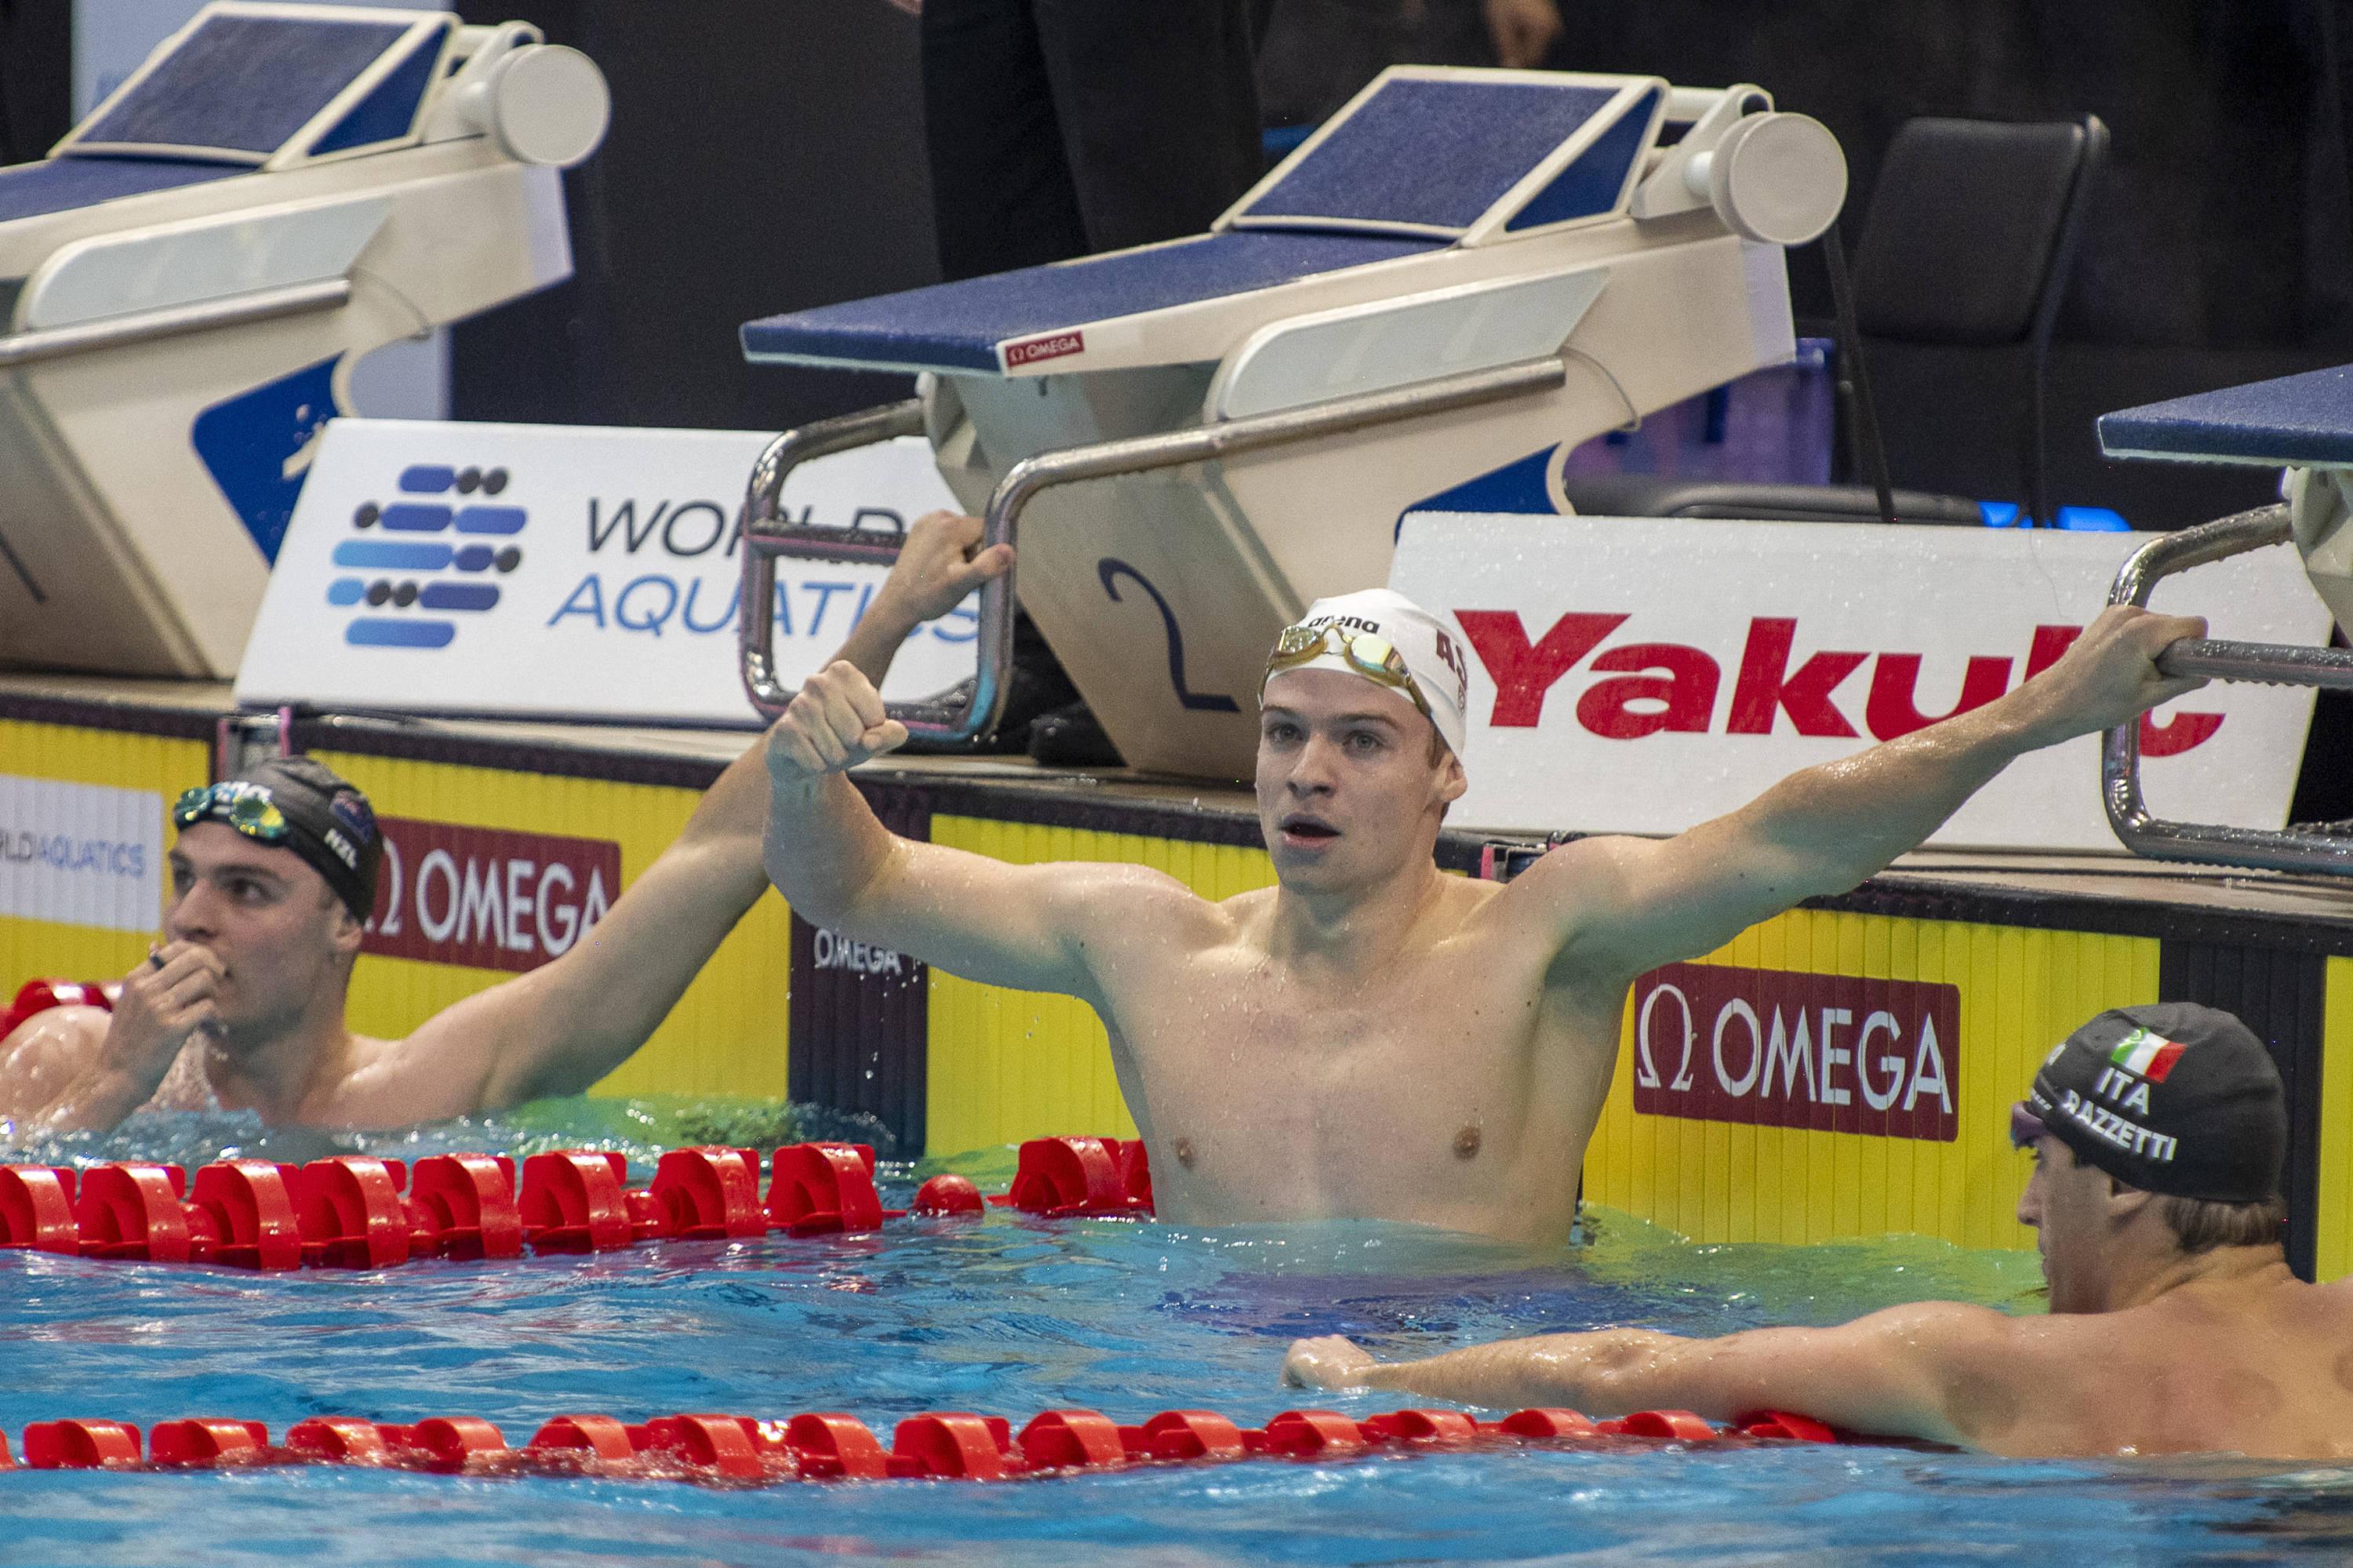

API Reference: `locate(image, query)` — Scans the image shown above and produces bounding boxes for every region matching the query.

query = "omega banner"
[363,816,621,973]
[1392,514,2333,849]
[1632,962,1960,1141]
[237,420,976,726]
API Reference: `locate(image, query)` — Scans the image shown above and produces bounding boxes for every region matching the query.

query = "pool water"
[4,1102,2351,1566]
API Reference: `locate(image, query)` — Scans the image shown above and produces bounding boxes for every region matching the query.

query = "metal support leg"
[737,355,1570,744]
[2103,503,2353,872]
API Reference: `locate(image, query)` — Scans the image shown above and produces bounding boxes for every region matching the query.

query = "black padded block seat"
[1565,114,2108,528]
[1562,474,1984,527]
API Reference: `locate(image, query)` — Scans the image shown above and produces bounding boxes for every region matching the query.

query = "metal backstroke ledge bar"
[2103,503,2353,873]
[737,353,1573,744]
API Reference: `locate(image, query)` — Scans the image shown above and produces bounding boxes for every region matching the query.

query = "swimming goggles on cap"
[1264,624,1432,722]
[172,784,289,843]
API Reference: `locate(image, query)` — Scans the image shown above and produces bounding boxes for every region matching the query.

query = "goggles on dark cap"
[173,784,293,845]
[2009,1102,2047,1151]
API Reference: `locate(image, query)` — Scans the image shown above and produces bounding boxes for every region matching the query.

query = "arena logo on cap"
[1631,962,1960,1141]
[326,462,526,652]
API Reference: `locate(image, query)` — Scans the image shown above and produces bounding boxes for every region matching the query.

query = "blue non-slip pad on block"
[2098,363,2353,467]
[1238,76,1619,233]
[77,12,408,157]
[307,26,444,156]
[742,230,1444,372]
[0,156,245,224]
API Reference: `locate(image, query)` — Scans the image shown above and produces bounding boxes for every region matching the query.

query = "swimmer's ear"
[1436,746,1467,806]
[325,888,365,962]
[2104,1181,2155,1227]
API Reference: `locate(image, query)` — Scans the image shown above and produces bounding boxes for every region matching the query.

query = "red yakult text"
[1456,613,2222,755]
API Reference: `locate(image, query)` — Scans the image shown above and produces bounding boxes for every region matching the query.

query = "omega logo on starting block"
[1630,962,1960,1141]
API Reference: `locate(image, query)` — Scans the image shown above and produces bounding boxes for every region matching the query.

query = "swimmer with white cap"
[766,573,2205,1246]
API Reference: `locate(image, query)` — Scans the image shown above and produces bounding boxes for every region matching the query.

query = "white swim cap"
[1260,588,1469,759]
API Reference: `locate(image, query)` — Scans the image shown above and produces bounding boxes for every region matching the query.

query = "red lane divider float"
[3,1403,1840,1483]
[0,1136,1152,1272]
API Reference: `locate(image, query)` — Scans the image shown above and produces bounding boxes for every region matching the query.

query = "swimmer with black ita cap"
[0,514,1011,1134]
[1286,1001,2353,1461]
[767,566,2203,1246]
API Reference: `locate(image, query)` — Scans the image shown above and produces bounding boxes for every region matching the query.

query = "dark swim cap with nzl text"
[181,758,382,922]
[2024,1002,2285,1203]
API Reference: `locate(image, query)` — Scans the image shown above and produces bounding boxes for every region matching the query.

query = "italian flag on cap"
[2109,1026,2187,1082]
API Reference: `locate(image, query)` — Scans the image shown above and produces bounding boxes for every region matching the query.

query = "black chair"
[1565,114,2108,527]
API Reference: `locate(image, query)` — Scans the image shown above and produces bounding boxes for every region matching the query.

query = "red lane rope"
[0,1404,1841,1481]
[0,1135,1153,1270]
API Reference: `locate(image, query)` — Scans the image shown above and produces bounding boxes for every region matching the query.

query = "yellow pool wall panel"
[924,813,1275,1155]
[1580,910,2159,1253]
[2318,957,2353,1282]
[0,718,209,991]
[309,751,792,1101]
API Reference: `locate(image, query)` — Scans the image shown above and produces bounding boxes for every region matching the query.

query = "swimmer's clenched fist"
[766,662,909,784]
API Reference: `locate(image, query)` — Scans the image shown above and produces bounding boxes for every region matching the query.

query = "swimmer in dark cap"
[1284,1002,2353,1461]
[0,514,1011,1132]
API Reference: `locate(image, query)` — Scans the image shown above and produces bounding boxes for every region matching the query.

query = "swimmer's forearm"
[762,769,900,930]
[1362,1330,1689,1413]
[27,1071,144,1134]
[829,594,926,690]
[1729,694,2051,898]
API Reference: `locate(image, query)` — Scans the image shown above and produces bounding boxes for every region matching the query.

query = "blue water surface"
[2,1103,2349,1566]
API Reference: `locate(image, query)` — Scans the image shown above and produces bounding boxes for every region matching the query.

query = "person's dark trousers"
[922,0,1272,282]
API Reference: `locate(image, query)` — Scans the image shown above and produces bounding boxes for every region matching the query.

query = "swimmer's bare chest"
[1096,920,1624,1243]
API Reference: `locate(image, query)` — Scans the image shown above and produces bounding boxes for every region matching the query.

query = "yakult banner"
[237,420,976,726]
[0,775,164,933]
[1391,515,2334,849]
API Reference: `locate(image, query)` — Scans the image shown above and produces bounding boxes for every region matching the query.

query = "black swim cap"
[179,758,381,923]
[2024,1002,2284,1203]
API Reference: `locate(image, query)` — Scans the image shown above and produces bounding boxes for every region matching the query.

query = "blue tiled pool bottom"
[3,1106,2349,1566]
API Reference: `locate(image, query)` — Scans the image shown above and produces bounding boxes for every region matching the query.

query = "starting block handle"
[738,397,1024,746]
[2101,502,2353,872]
[738,354,1570,744]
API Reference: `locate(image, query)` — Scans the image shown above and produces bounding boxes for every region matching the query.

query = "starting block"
[0,2,608,678]
[739,67,1849,777]
[2096,366,2353,871]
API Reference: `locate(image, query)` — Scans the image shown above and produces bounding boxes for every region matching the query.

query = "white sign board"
[237,420,976,726]
[0,775,164,933]
[1391,515,2333,851]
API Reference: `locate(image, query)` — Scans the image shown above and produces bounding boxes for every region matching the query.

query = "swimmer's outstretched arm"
[1522,605,2209,985]
[366,515,1015,1121]
[1281,1303,2043,1450]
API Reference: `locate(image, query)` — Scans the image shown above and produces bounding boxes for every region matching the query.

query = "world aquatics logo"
[326,463,526,649]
